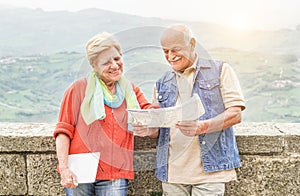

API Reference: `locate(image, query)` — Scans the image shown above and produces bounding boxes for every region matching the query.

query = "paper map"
[128,94,205,127]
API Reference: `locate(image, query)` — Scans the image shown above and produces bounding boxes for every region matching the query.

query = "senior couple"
[54,24,245,196]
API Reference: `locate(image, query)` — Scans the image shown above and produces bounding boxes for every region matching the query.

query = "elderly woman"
[54,32,155,195]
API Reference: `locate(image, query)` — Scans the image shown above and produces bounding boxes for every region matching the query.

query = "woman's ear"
[90,60,96,69]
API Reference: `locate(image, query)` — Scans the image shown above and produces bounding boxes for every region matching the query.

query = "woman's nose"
[110,60,119,68]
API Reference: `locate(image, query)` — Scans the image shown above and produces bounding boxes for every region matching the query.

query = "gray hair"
[85,32,122,66]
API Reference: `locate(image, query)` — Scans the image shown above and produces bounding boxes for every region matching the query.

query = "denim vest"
[155,58,241,182]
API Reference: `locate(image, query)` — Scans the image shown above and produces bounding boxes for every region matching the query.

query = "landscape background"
[0,6,299,123]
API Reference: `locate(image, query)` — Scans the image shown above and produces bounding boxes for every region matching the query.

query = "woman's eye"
[102,62,110,66]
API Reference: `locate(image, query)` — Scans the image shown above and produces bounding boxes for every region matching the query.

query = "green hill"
[0,7,299,123]
[0,48,299,123]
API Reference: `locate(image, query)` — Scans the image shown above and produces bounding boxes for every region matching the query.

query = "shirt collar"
[173,55,198,76]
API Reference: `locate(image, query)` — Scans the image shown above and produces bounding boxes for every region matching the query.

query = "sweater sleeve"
[53,83,76,139]
[133,83,159,109]
[54,78,86,139]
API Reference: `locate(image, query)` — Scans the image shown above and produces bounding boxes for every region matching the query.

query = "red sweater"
[54,78,154,180]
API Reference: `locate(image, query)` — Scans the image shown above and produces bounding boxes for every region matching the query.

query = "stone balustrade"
[0,122,299,195]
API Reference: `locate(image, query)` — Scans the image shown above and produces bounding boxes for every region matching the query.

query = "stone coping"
[0,122,299,154]
[1,122,299,137]
[0,122,55,136]
[234,122,300,136]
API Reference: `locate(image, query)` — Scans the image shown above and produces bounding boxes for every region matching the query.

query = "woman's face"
[93,47,123,85]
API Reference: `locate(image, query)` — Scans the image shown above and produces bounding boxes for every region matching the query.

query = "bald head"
[160,24,197,72]
[160,24,194,46]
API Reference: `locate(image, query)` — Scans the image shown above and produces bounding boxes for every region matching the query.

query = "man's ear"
[190,38,196,50]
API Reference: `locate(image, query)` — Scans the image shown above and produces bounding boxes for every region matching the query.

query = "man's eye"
[172,48,181,52]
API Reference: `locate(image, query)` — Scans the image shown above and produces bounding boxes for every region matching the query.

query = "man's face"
[160,30,195,72]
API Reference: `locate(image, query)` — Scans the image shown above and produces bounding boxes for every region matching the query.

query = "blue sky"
[0,0,299,30]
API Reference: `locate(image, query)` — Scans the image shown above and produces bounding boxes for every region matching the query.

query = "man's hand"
[176,120,207,137]
[132,122,159,138]
[60,167,78,188]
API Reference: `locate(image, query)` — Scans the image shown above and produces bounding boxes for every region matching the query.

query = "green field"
[0,48,299,123]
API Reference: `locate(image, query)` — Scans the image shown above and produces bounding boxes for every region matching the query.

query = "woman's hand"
[132,122,159,138]
[60,167,78,188]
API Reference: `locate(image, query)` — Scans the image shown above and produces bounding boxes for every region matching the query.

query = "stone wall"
[0,122,299,195]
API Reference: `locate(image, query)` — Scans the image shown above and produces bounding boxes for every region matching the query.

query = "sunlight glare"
[230,13,252,30]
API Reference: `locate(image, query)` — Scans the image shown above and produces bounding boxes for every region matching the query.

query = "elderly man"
[134,24,245,195]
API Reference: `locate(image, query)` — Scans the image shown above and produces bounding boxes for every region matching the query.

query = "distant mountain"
[0,7,299,57]
[0,6,299,123]
[0,7,172,56]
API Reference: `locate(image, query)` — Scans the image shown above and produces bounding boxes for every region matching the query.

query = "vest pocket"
[197,78,222,118]
[198,78,220,90]
[157,91,170,102]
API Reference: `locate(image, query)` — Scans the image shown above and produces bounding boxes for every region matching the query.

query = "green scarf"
[80,71,140,130]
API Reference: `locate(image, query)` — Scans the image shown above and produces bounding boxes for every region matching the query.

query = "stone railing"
[0,122,299,195]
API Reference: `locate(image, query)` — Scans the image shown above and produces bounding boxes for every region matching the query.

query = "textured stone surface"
[0,122,56,152]
[235,122,300,155]
[134,150,156,172]
[275,123,300,155]
[0,122,299,196]
[226,155,300,196]
[27,154,64,195]
[128,171,162,196]
[0,154,27,195]
[134,136,158,150]
[236,135,285,154]
[0,135,56,152]
[284,134,300,155]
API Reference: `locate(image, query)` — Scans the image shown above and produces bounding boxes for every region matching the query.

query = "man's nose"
[168,50,176,60]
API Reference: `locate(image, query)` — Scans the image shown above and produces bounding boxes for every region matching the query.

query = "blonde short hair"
[85,32,122,66]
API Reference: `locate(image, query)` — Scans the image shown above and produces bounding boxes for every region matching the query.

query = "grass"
[0,48,299,123]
